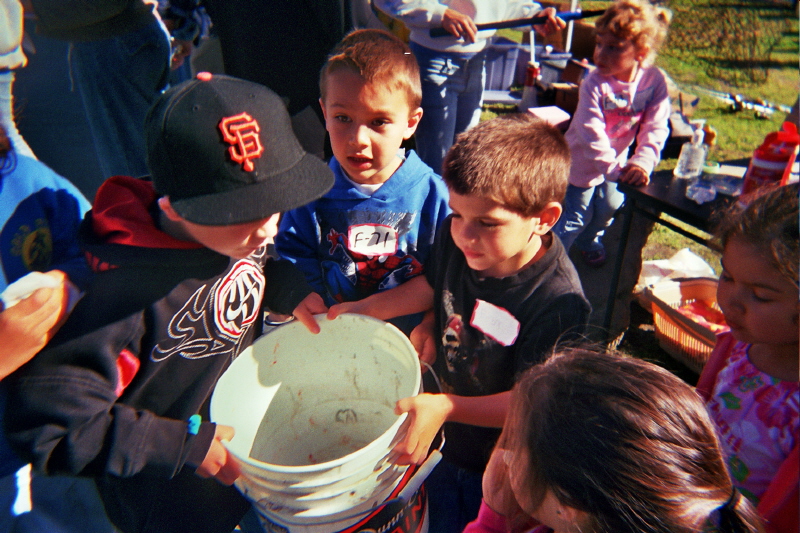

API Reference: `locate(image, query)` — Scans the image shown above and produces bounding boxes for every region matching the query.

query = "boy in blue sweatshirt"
[275,29,450,332]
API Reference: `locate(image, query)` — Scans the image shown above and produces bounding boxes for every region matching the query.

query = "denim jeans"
[554,181,626,253]
[410,42,486,174]
[0,469,117,532]
[69,18,171,180]
[424,458,483,533]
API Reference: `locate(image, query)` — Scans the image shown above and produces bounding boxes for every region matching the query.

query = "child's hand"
[392,393,453,465]
[482,447,538,532]
[534,7,567,36]
[618,164,650,186]
[197,424,240,486]
[327,299,374,321]
[441,8,478,42]
[0,270,71,379]
[292,292,328,334]
[410,311,437,368]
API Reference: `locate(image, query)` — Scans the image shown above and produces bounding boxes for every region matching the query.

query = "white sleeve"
[372,0,449,29]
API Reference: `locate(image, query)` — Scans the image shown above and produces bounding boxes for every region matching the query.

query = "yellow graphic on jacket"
[11,219,52,272]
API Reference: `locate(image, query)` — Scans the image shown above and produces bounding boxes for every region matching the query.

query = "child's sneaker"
[581,248,606,268]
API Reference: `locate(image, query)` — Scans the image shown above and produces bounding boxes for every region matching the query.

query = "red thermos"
[741,121,800,196]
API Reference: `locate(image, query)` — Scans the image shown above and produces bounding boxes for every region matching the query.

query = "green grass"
[488,0,798,265]
[481,1,797,374]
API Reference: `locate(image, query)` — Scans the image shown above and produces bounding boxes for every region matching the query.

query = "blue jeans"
[410,42,486,174]
[555,181,625,253]
[424,458,483,533]
[0,468,117,532]
[69,18,171,180]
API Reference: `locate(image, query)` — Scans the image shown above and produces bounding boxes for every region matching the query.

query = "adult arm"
[372,0,450,29]
[0,270,70,379]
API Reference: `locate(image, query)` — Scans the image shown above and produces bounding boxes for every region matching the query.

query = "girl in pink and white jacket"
[553,0,671,267]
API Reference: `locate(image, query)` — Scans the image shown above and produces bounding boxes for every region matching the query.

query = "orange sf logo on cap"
[219,112,264,172]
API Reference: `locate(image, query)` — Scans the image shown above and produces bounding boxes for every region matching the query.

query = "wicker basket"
[643,277,721,374]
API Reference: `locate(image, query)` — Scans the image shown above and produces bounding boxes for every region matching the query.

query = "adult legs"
[69,19,171,180]
[452,49,485,141]
[411,43,485,174]
[424,459,483,533]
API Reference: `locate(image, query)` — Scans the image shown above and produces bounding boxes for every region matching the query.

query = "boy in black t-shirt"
[328,113,591,533]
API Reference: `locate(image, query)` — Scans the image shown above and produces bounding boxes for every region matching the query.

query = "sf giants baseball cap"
[145,72,333,225]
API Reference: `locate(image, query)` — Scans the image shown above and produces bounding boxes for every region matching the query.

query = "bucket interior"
[211,314,420,473]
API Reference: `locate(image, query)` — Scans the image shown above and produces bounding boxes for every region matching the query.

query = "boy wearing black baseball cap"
[4,73,334,533]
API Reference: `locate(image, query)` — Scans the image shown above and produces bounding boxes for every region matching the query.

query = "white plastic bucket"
[210,314,422,532]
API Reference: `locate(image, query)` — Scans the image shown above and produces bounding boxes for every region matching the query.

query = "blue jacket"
[0,153,90,293]
[276,150,450,307]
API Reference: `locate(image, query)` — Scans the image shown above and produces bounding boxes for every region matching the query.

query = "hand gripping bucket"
[210,314,431,533]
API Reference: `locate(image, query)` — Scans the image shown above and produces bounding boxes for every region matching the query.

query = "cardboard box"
[561,58,593,84]
[527,105,571,131]
[665,74,700,117]
[564,20,596,61]
[552,82,580,115]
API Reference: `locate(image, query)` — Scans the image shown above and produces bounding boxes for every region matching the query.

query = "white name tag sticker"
[347,224,398,256]
[469,299,520,347]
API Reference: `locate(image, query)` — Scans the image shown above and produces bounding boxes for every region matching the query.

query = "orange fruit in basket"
[677,301,729,333]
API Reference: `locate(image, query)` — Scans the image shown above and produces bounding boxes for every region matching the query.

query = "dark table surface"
[617,162,745,235]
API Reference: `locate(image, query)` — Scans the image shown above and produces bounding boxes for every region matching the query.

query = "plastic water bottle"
[673,129,708,179]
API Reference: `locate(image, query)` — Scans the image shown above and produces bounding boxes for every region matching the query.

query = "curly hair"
[714,182,799,289]
[594,0,672,67]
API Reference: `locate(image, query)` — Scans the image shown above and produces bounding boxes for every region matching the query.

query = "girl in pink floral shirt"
[705,337,799,503]
[697,183,799,533]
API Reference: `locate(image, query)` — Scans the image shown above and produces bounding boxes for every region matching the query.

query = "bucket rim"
[213,313,421,474]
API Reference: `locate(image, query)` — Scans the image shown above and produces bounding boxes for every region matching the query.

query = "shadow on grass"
[711,57,799,70]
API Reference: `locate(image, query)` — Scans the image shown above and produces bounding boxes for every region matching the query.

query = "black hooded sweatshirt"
[5,176,314,533]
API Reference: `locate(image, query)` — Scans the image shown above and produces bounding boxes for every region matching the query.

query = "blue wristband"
[187,414,202,436]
